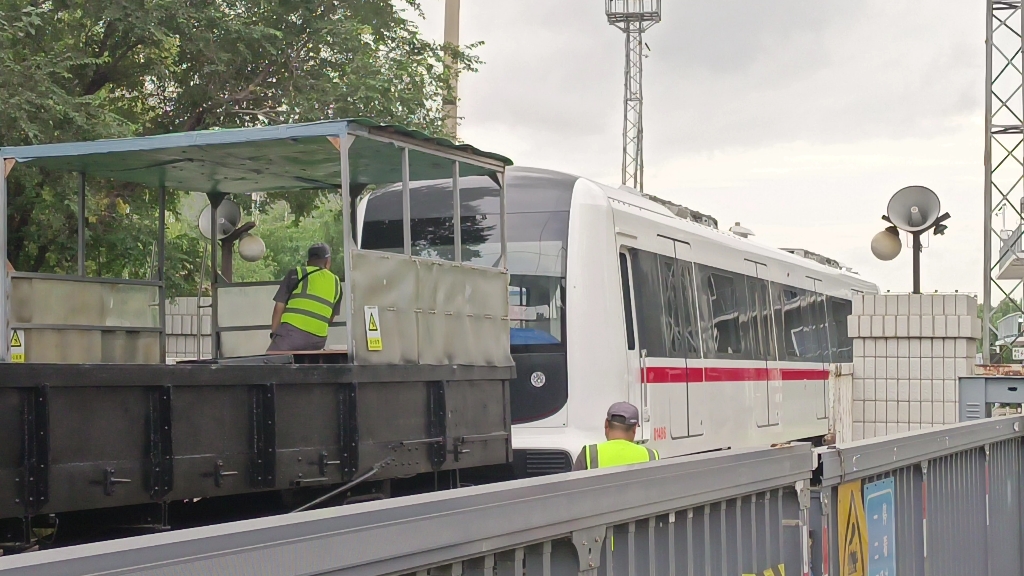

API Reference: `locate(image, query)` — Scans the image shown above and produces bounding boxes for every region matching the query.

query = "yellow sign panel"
[838,480,868,576]
[364,306,382,351]
[10,329,24,363]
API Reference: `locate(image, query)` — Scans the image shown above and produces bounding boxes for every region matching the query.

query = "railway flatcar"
[358,166,878,477]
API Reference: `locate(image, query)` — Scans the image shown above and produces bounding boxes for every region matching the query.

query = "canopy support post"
[338,135,355,361]
[158,186,167,363]
[207,192,226,359]
[453,162,461,263]
[402,147,412,257]
[78,172,86,276]
[499,172,507,271]
[0,159,8,362]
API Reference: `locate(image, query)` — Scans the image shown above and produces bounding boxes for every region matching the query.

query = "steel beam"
[0,158,8,362]
[77,172,86,276]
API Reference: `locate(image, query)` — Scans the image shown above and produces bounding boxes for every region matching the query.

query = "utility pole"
[606,0,661,194]
[444,0,461,139]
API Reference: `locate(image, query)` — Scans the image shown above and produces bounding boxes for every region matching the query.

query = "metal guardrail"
[817,415,1024,576]
[0,445,812,576]
[4,417,1024,576]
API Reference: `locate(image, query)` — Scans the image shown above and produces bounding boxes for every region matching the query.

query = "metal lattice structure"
[606,0,661,194]
[985,0,1024,361]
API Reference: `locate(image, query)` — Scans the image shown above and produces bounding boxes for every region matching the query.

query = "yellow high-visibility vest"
[584,439,659,470]
[281,266,341,338]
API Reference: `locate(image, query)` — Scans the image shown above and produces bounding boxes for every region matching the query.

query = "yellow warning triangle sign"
[367,314,378,332]
[10,331,22,348]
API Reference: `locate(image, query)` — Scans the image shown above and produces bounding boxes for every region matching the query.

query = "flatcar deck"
[0,359,513,525]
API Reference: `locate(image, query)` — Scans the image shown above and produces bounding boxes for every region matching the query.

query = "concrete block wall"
[165,297,213,362]
[849,293,980,441]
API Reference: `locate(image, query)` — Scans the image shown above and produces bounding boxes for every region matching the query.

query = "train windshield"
[358,168,574,347]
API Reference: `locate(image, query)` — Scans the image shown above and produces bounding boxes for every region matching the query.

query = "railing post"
[922,460,930,576]
[796,480,811,576]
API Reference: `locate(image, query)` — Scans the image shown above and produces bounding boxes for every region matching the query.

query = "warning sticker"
[838,480,868,576]
[364,306,382,351]
[10,329,24,363]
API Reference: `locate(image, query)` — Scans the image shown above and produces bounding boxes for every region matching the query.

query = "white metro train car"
[357,166,878,477]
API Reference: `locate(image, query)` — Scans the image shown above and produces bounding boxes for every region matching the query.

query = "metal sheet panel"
[349,250,511,367]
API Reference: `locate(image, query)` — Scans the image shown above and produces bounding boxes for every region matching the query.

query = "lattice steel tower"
[606,0,661,194]
[985,0,1024,360]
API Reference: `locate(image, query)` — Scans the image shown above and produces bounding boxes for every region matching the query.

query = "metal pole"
[402,148,412,256]
[338,135,355,359]
[78,172,86,276]
[983,0,995,359]
[453,162,461,263]
[158,186,167,363]
[443,0,461,138]
[498,172,507,271]
[208,193,224,359]
[913,232,922,295]
[0,159,8,362]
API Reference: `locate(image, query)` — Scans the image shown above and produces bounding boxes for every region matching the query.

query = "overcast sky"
[410,1,986,295]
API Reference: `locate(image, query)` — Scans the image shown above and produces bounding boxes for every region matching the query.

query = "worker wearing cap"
[572,402,659,471]
[267,243,342,352]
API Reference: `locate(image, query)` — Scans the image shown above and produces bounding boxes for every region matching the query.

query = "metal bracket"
[572,526,607,572]
[20,385,50,513]
[428,381,448,470]
[795,480,811,509]
[147,386,174,499]
[451,432,510,463]
[319,451,341,478]
[103,468,131,496]
[214,460,238,488]
[250,384,276,489]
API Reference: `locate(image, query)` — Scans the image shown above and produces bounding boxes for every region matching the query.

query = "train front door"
[618,249,650,442]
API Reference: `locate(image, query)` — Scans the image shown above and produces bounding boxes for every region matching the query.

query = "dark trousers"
[266,323,327,352]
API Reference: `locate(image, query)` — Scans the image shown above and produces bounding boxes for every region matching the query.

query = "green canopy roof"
[0,120,511,194]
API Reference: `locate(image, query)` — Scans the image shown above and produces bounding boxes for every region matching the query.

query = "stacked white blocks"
[165,297,213,362]
[849,293,980,441]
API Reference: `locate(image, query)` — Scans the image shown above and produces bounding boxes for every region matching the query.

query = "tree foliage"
[1,0,478,295]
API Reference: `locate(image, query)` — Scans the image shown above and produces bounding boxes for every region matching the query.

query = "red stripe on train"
[644,367,829,383]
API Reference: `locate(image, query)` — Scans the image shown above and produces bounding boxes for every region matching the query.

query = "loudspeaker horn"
[198,199,242,240]
[886,186,940,232]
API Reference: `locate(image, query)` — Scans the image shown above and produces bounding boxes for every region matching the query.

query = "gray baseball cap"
[607,402,640,426]
[308,243,332,260]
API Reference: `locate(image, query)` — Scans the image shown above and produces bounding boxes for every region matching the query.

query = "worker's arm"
[571,447,588,472]
[271,302,286,333]
[271,270,299,334]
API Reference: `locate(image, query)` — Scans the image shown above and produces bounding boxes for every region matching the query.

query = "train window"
[703,270,745,358]
[629,249,701,359]
[746,277,774,361]
[619,253,636,351]
[630,250,666,356]
[509,275,564,345]
[807,292,829,363]
[776,286,816,363]
[827,297,854,362]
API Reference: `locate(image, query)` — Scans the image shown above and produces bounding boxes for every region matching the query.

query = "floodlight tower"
[606,0,661,194]
[984,0,1024,361]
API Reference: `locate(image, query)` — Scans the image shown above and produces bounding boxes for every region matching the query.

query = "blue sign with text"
[864,478,897,576]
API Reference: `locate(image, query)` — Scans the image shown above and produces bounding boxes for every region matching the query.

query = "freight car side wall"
[0,363,513,521]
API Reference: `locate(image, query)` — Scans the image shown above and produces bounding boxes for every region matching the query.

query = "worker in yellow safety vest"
[572,402,659,471]
[267,243,342,352]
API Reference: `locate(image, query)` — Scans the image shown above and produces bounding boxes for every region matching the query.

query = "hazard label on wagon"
[10,329,24,363]
[364,306,382,351]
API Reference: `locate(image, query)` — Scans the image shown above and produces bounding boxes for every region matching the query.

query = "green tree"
[2,0,479,296]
